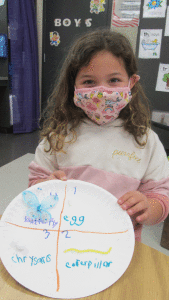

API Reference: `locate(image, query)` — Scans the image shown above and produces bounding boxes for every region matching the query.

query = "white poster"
[156,63,169,92]
[112,0,141,27]
[138,29,162,59]
[143,0,167,18]
[164,6,169,36]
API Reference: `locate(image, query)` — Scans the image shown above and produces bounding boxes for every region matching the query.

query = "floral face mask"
[73,82,133,125]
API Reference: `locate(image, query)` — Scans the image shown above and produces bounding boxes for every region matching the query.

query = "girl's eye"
[110,78,120,83]
[83,80,95,85]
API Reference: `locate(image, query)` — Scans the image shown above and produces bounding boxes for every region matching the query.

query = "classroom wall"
[110,27,138,53]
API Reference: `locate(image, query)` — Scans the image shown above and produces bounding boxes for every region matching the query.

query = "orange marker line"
[55,185,67,292]
[6,222,59,232]
[67,229,129,234]
[6,222,128,235]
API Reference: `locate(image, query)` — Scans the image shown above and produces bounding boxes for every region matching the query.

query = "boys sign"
[54,18,92,28]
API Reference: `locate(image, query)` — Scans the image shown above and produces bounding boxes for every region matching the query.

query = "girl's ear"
[130,74,140,89]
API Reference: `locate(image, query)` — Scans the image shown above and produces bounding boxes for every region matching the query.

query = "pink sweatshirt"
[28,119,169,242]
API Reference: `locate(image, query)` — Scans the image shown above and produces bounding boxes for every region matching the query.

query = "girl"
[29,29,169,242]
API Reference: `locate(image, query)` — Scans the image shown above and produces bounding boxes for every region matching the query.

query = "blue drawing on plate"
[142,39,159,50]
[22,191,59,222]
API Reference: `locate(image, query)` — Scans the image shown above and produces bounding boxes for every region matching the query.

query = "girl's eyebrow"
[107,72,122,77]
[78,74,95,79]
[79,72,123,79]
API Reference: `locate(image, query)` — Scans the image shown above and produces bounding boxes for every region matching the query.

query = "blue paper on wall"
[0,34,8,58]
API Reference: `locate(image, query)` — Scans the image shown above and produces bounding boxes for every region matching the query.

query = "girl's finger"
[118,191,139,205]
[127,201,148,216]
[136,211,149,223]
[118,194,130,205]
[120,196,138,210]
[52,170,67,180]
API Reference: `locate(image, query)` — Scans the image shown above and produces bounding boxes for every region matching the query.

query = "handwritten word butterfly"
[22,191,59,222]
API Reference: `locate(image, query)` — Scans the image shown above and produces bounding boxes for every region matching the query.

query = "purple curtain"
[8,0,40,133]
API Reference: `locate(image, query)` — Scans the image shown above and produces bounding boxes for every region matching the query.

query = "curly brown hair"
[41,28,151,152]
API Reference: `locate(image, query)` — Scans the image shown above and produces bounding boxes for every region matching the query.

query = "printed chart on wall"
[112,0,141,27]
[156,63,169,92]
[0,180,135,299]
[143,0,167,18]
[138,29,162,59]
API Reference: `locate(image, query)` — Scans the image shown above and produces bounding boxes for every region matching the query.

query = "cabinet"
[0,0,10,129]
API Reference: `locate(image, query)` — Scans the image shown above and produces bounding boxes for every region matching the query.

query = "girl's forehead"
[77,51,126,76]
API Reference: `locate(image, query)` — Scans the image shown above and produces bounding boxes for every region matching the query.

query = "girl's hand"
[34,171,67,185]
[48,170,67,181]
[117,191,150,224]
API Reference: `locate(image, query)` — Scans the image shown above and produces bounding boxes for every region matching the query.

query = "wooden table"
[0,241,169,300]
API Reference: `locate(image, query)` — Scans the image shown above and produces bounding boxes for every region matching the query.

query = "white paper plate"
[0,180,135,299]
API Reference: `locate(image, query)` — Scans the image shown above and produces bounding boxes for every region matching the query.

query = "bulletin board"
[135,0,169,148]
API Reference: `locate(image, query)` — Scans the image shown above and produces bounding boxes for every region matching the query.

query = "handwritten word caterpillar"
[66,259,112,269]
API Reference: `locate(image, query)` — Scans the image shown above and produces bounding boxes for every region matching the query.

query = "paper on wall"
[90,0,106,14]
[152,110,169,126]
[164,6,169,36]
[50,32,60,46]
[0,0,5,6]
[112,0,141,27]
[156,63,169,92]
[143,0,167,18]
[138,29,162,59]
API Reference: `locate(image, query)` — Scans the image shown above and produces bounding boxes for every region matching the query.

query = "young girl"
[29,29,169,242]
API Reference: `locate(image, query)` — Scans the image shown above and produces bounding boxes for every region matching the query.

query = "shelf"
[151,121,169,132]
[0,77,8,86]
[0,77,8,80]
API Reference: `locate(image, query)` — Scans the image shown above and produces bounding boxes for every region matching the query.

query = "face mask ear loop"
[128,79,131,89]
